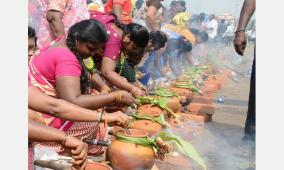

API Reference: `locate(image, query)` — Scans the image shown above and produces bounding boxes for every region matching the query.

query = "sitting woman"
[89,11,149,97]
[29,85,129,158]
[28,19,135,156]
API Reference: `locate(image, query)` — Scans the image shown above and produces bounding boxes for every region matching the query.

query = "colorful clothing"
[115,56,137,83]
[28,0,89,48]
[105,0,133,24]
[133,0,164,31]
[90,11,122,61]
[31,48,81,86]
[28,37,107,156]
[162,24,196,45]
[172,12,191,28]
[88,0,105,12]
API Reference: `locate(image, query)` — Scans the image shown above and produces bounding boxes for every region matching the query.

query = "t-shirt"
[90,11,122,61]
[32,47,81,86]
[206,19,218,39]
[105,0,133,24]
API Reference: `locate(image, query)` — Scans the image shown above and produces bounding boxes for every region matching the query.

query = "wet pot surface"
[129,119,163,136]
[107,129,155,170]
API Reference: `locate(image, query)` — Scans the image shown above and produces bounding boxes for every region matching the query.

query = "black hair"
[135,0,144,10]
[221,19,225,23]
[66,19,108,94]
[126,48,145,66]
[111,13,149,48]
[28,26,36,38]
[149,31,168,51]
[199,12,206,21]
[170,0,177,7]
[176,0,186,11]
[28,26,37,43]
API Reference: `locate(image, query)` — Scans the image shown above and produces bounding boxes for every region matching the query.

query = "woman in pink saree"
[28,19,136,156]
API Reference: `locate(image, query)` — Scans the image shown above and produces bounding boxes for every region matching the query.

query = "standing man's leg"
[244,47,255,140]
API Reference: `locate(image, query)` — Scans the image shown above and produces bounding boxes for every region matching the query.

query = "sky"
[162,0,245,17]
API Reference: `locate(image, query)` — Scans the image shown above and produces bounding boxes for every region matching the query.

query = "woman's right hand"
[62,136,88,170]
[117,90,136,105]
[104,111,130,127]
[132,88,146,98]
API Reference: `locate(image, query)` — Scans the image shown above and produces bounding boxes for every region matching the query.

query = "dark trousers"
[244,47,256,136]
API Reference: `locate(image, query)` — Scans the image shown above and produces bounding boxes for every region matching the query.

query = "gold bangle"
[115,91,121,103]
[130,87,137,95]
[101,86,110,93]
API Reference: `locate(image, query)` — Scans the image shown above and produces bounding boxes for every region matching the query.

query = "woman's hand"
[117,90,136,105]
[104,111,130,127]
[62,136,88,170]
[131,87,146,98]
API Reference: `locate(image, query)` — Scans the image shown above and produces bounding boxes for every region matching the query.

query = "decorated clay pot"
[129,119,163,136]
[138,104,163,117]
[86,161,113,170]
[170,87,193,100]
[107,129,155,170]
[167,97,182,113]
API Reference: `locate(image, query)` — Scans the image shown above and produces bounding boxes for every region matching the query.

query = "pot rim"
[117,128,149,138]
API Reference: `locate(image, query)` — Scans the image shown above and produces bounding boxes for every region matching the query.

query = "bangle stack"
[115,91,122,103]
[130,87,137,95]
[101,86,110,93]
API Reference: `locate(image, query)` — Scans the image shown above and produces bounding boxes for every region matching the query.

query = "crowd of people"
[28,0,255,169]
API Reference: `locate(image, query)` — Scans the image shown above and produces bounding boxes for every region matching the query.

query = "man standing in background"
[234,0,255,140]
[206,14,218,41]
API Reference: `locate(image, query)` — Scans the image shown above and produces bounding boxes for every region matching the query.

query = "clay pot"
[129,119,163,136]
[138,104,163,117]
[166,97,182,113]
[107,129,155,170]
[86,161,113,170]
[170,87,193,100]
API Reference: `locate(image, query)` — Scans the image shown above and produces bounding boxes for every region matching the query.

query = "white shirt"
[206,19,218,39]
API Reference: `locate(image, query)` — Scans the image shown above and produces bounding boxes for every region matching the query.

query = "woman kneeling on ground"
[28,19,135,156]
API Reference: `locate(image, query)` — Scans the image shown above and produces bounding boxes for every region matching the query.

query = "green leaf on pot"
[157,132,207,170]
[130,112,167,126]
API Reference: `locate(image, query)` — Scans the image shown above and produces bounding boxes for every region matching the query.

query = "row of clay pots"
[91,70,231,170]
